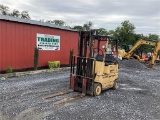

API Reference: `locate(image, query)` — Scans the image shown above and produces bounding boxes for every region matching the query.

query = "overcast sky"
[0,0,160,35]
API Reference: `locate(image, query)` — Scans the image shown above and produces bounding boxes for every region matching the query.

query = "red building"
[0,15,78,71]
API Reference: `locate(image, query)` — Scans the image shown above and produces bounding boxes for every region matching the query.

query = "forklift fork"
[42,76,87,105]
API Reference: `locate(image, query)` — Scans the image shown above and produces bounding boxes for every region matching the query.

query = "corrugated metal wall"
[0,20,78,71]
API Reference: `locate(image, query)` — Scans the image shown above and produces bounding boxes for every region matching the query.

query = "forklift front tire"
[94,83,102,96]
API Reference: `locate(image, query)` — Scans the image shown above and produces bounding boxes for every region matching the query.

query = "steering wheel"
[94,48,103,55]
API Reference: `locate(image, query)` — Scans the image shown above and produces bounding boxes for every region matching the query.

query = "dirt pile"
[118,59,148,70]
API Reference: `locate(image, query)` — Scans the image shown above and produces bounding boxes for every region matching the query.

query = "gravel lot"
[0,59,160,120]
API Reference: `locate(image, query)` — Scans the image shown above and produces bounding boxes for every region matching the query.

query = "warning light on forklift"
[102,45,105,49]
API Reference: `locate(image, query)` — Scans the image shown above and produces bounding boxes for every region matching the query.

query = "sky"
[0,0,160,35]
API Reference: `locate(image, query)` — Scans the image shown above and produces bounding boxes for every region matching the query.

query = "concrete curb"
[0,67,71,78]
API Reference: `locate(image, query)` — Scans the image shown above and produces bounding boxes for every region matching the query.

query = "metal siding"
[0,15,77,32]
[0,21,1,71]
[0,20,78,71]
[1,21,7,70]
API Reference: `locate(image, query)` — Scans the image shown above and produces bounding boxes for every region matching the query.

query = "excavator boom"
[125,39,157,59]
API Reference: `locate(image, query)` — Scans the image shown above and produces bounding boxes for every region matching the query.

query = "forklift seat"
[95,54,116,66]
[95,54,103,61]
[105,54,116,66]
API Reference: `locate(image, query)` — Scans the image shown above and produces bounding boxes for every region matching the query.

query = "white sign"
[37,33,60,50]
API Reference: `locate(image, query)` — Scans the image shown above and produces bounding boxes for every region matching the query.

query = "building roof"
[0,15,77,32]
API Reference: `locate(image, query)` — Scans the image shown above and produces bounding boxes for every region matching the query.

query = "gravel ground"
[0,60,160,120]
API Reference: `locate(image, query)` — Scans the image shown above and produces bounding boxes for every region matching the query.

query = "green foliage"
[6,66,13,73]
[20,11,30,19]
[148,34,159,41]
[34,47,39,70]
[72,26,84,31]
[72,21,93,31]
[48,61,54,69]
[69,49,74,66]
[107,20,160,54]
[107,30,113,35]
[83,21,93,31]
[48,61,60,69]
[54,61,60,68]
[10,9,20,17]
[53,20,65,26]
[0,4,30,19]
[115,20,136,45]
[0,4,9,15]
[98,28,108,35]
[46,20,65,26]
[134,33,159,42]
[138,44,154,53]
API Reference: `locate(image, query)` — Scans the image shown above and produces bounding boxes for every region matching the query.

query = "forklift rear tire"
[112,81,118,90]
[94,83,102,96]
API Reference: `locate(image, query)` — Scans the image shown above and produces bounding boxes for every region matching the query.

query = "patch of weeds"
[6,66,13,73]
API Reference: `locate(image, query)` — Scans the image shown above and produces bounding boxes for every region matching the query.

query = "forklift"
[43,30,119,104]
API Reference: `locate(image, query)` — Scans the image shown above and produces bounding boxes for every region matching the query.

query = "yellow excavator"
[42,30,119,104]
[118,39,160,66]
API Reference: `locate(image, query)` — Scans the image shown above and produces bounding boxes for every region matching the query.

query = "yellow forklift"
[43,30,119,104]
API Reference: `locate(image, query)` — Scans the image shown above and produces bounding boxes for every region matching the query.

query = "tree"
[65,25,71,29]
[115,20,136,45]
[72,21,93,31]
[0,4,31,19]
[98,28,107,35]
[134,34,159,42]
[83,21,93,31]
[46,20,54,24]
[53,20,65,26]
[45,20,65,26]
[72,25,84,31]
[148,34,159,41]
[10,9,20,17]
[39,19,45,22]
[21,11,30,19]
[0,4,9,15]
[108,30,115,36]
